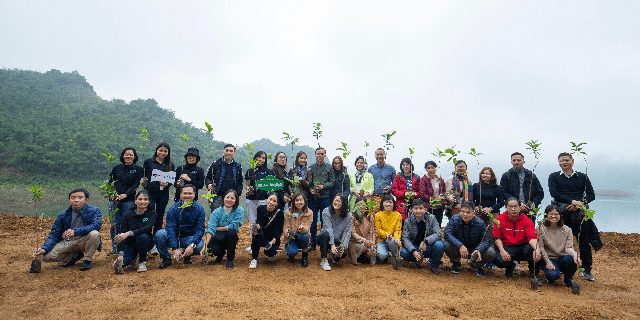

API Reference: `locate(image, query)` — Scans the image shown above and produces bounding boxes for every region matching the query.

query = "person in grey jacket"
[317,194,352,271]
[307,147,335,248]
[444,202,495,277]
[400,199,444,275]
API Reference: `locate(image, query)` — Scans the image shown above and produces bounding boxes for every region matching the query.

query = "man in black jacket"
[205,144,243,211]
[499,152,544,222]
[549,152,600,281]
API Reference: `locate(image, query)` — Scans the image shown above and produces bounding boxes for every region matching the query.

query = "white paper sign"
[151,169,176,184]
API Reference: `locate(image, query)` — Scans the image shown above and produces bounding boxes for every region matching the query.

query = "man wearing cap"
[174,147,205,203]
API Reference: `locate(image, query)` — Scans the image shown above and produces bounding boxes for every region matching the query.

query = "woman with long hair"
[249,194,284,269]
[245,151,271,238]
[142,142,174,255]
[417,160,446,226]
[330,156,350,202]
[271,151,291,212]
[444,160,473,218]
[113,190,156,273]
[317,194,352,271]
[283,192,313,267]
[288,151,313,199]
[472,167,504,226]
[392,157,420,220]
[347,195,376,265]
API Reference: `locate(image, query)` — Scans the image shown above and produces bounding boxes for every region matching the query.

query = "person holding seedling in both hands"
[283,193,313,267]
[205,144,244,211]
[271,151,292,213]
[347,196,377,266]
[154,184,206,269]
[107,147,143,256]
[203,190,244,268]
[329,156,350,202]
[32,188,102,271]
[245,151,272,238]
[536,205,581,294]
[318,194,352,271]
[400,199,445,275]
[499,152,544,224]
[417,161,446,227]
[348,156,374,211]
[249,195,284,269]
[445,160,473,219]
[443,202,495,277]
[392,157,420,220]
[548,152,600,281]
[113,190,156,273]
[307,147,335,250]
[368,148,396,214]
[173,147,205,203]
[375,195,403,270]
[288,151,314,200]
[493,198,542,283]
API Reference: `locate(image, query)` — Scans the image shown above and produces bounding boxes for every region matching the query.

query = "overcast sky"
[2,1,639,177]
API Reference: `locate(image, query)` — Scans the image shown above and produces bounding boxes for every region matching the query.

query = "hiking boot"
[392,258,402,270]
[583,271,594,281]
[566,280,581,295]
[470,263,486,277]
[137,262,147,273]
[183,256,192,264]
[320,258,331,271]
[159,258,172,269]
[451,262,461,274]
[249,259,258,269]
[107,247,117,256]
[79,260,92,271]
[62,252,84,267]
[114,260,124,274]
[149,245,159,255]
[301,254,309,268]
[505,261,516,277]
[226,260,234,268]
[431,265,441,275]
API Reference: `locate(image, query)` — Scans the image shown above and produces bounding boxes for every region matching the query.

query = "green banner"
[255,175,284,192]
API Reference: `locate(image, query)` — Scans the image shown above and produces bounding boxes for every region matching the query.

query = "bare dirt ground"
[0,213,638,320]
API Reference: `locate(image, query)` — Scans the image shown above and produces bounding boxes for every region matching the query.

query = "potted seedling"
[524,140,542,214]
[28,185,45,273]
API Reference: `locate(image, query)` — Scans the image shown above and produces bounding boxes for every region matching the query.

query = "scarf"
[355,170,364,184]
[297,165,306,179]
[451,172,469,202]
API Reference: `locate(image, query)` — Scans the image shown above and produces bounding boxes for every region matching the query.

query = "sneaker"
[268,256,276,262]
[484,262,495,270]
[320,258,331,271]
[107,247,117,256]
[451,262,461,274]
[214,256,224,264]
[583,272,594,281]
[392,258,402,270]
[114,260,124,274]
[249,259,258,269]
[79,260,92,271]
[567,281,581,295]
[513,261,519,271]
[150,245,159,255]
[62,252,84,267]
[431,265,441,275]
[159,258,172,269]
[245,246,252,254]
[137,262,147,273]
[226,260,234,268]
[505,262,516,277]
[470,263,486,277]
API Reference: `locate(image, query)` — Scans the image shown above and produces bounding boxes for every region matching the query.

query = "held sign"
[255,175,284,192]
[151,169,176,184]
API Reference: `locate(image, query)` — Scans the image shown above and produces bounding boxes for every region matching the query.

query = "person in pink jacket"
[392,158,420,220]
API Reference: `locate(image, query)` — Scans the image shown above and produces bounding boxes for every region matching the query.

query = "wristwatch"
[190,243,197,249]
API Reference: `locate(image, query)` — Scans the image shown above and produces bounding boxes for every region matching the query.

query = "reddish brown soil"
[0,213,638,319]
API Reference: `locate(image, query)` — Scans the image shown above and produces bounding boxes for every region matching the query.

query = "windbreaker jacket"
[492,211,537,246]
[205,158,243,196]
[41,204,102,253]
[165,200,206,249]
[444,214,491,253]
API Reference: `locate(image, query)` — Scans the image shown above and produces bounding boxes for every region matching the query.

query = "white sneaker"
[150,245,159,255]
[320,258,331,271]
[249,259,257,269]
[245,246,252,254]
[514,261,519,270]
[137,262,147,272]
[268,256,276,262]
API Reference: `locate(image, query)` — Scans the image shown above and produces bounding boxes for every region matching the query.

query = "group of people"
[31,142,601,295]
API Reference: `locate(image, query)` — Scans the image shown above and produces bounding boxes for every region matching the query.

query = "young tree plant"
[179,133,189,147]
[336,142,351,195]
[28,185,45,273]
[570,142,596,276]
[525,140,542,212]
[203,122,216,199]
[282,132,299,165]
[137,128,151,186]
[468,148,483,211]
[312,123,323,148]
[100,152,120,242]
[379,131,396,194]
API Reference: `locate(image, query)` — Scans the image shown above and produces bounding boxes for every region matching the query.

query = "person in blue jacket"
[32,188,102,271]
[154,184,206,269]
[202,189,244,268]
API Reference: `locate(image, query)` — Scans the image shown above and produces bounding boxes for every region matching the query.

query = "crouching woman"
[318,194,352,271]
[202,190,244,268]
[114,190,156,273]
[347,196,377,265]
[283,193,313,267]
[249,195,284,269]
[375,195,403,270]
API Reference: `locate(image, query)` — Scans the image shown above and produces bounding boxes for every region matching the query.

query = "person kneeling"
[113,190,156,273]
[318,194,352,271]
[203,190,244,268]
[249,195,284,269]
[283,193,313,267]
[400,199,444,275]
[31,188,102,272]
[443,202,495,277]
[154,184,205,269]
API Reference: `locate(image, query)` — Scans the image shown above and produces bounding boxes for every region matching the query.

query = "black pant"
[428,207,444,227]
[207,229,239,261]
[317,231,348,260]
[562,210,595,273]
[251,232,279,260]
[494,243,535,274]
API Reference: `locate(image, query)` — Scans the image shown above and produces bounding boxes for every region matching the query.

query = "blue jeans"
[542,255,577,283]
[285,233,310,257]
[122,233,153,265]
[376,238,399,261]
[307,197,329,244]
[110,200,135,246]
[153,229,204,260]
[149,191,170,236]
[400,240,445,267]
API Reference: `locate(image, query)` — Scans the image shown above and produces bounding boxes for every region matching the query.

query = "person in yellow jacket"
[375,194,403,269]
[349,156,375,210]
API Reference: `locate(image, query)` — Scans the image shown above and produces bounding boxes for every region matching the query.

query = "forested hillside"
[0,69,313,184]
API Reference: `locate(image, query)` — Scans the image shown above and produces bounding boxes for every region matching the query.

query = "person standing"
[173,147,205,203]
[348,156,374,211]
[205,144,244,211]
[473,167,505,227]
[307,147,334,249]
[245,151,271,238]
[392,158,420,220]
[329,156,350,202]
[548,152,600,281]
[272,151,292,213]
[499,152,544,223]
[445,160,473,218]
[142,142,174,242]
[417,161,446,227]
[288,151,313,202]
[367,148,396,214]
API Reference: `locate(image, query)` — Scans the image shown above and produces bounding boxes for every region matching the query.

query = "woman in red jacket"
[392,158,420,220]
[417,160,446,227]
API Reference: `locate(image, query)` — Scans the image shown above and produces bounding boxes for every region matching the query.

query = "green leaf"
[178,201,193,209]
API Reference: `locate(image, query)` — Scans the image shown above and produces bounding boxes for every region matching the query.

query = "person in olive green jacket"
[349,156,374,211]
